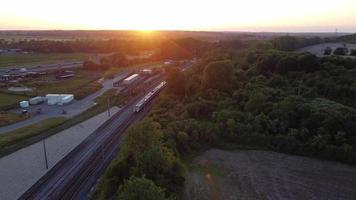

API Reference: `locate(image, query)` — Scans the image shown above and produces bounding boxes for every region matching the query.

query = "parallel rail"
[20,80,164,200]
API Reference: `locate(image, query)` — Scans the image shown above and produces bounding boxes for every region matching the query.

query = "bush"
[333,47,348,55]
[117,176,168,200]
[324,47,332,55]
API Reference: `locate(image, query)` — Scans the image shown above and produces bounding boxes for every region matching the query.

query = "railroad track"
[20,80,164,200]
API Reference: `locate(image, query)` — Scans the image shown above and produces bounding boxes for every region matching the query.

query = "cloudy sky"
[1,0,355,32]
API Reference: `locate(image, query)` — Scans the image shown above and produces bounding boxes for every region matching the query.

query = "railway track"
[19,80,164,200]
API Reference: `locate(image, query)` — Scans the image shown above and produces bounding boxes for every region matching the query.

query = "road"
[19,80,165,200]
[0,72,129,133]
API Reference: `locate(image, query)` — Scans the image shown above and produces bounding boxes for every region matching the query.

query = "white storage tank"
[123,74,139,85]
[19,101,29,108]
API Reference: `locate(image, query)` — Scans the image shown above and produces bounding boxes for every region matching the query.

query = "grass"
[0,53,92,68]
[0,117,67,149]
[0,93,28,110]
[21,69,103,99]
[0,112,29,127]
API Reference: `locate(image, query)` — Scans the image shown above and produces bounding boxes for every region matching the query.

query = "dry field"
[183,149,356,200]
[297,42,356,57]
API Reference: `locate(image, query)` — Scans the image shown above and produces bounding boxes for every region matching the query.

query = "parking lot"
[0,72,129,133]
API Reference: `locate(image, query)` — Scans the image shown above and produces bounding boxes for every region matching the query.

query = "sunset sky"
[1,0,356,32]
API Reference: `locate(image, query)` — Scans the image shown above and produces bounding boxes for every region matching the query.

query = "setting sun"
[1,0,356,31]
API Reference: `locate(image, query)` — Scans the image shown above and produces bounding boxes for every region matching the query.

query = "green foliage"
[333,47,348,56]
[96,120,184,199]
[117,176,168,200]
[203,60,235,91]
[149,46,356,164]
[166,67,186,96]
[350,49,356,56]
[324,47,332,55]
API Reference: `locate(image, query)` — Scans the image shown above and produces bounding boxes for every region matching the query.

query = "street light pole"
[107,97,111,117]
[42,139,49,170]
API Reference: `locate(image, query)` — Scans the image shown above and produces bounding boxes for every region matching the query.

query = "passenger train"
[133,81,166,113]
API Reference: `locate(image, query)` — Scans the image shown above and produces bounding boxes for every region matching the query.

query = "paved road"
[0,72,129,133]
[20,80,165,200]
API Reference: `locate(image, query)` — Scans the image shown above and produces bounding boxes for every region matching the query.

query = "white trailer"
[58,95,74,105]
[123,74,139,85]
[141,69,153,75]
[19,101,29,108]
[46,94,74,105]
[29,96,45,105]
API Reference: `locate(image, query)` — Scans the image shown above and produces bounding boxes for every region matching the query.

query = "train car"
[133,81,166,113]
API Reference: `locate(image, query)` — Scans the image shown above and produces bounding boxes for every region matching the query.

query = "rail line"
[20,79,164,200]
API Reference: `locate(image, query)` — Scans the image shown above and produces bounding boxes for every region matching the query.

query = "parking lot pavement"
[0,72,129,134]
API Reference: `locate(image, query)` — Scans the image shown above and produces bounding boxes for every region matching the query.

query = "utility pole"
[43,139,49,170]
[107,97,111,117]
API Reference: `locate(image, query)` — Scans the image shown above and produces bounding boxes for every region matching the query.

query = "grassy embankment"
[0,117,67,150]
[0,89,125,157]
[0,53,91,68]
[0,112,29,127]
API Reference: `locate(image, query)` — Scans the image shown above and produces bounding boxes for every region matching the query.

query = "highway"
[19,79,165,200]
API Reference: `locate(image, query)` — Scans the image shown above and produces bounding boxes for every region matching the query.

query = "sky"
[1,0,356,32]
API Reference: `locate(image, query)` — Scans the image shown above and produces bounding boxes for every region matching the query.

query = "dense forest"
[93,37,356,199]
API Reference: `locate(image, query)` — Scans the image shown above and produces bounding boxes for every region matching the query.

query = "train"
[133,81,166,113]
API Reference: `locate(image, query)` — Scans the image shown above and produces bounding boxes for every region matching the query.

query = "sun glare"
[0,0,356,31]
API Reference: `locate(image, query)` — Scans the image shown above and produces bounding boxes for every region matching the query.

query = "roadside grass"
[0,93,27,110]
[0,53,91,67]
[0,117,67,149]
[0,112,29,127]
[0,90,126,157]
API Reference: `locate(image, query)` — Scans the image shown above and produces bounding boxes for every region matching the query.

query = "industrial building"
[123,74,139,85]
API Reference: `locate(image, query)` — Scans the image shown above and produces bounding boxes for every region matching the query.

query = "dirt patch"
[183,149,356,200]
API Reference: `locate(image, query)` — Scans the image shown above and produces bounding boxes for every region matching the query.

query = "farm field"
[184,149,356,200]
[0,53,91,67]
[297,42,356,57]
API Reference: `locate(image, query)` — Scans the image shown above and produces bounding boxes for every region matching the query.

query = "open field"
[0,53,91,67]
[297,42,356,57]
[0,93,27,110]
[184,148,356,200]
